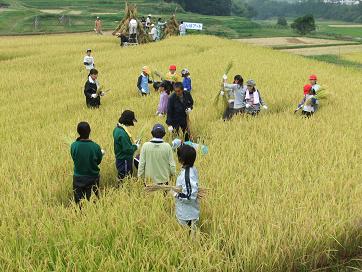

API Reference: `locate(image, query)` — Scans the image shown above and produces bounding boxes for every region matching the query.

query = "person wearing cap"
[94,17,102,35]
[309,74,321,93]
[113,110,140,182]
[244,79,268,115]
[83,49,95,72]
[166,82,194,141]
[179,21,186,36]
[294,85,319,116]
[84,69,105,108]
[181,68,192,92]
[164,65,182,93]
[156,81,170,116]
[137,66,153,96]
[221,74,246,120]
[149,24,157,41]
[70,122,104,206]
[138,124,176,185]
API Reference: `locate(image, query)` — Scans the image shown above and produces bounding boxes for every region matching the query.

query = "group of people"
[71,112,200,230]
[221,74,268,120]
[141,15,168,41]
[80,45,323,231]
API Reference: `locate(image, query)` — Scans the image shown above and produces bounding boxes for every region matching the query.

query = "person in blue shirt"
[181,68,192,92]
[137,66,153,96]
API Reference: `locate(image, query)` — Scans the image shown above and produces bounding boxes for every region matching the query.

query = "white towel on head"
[245,90,260,105]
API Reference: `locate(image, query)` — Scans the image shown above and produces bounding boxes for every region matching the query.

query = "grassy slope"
[0,34,362,271]
[2,0,360,39]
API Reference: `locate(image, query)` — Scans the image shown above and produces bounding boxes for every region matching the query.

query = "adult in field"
[138,124,176,185]
[129,18,138,43]
[70,122,104,206]
[84,69,105,108]
[166,82,194,141]
[221,74,246,120]
[94,17,102,35]
[179,21,186,36]
[83,49,95,73]
[113,110,140,183]
[149,24,157,41]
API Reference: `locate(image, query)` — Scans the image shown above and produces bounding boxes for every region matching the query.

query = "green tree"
[277,16,288,27]
[291,14,316,35]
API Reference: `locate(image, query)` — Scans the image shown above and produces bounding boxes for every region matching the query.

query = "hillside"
[0,0,267,37]
[0,34,362,271]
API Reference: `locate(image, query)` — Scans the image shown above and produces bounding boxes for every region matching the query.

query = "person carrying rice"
[244,79,268,115]
[221,74,246,120]
[137,66,153,96]
[138,124,176,186]
[84,69,105,108]
[166,82,194,141]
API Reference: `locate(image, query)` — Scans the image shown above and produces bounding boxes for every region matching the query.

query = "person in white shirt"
[129,18,138,43]
[179,21,186,36]
[146,15,152,28]
[149,24,157,41]
[83,49,95,72]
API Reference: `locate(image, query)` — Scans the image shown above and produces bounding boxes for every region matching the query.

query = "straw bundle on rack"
[164,13,179,38]
[112,1,151,44]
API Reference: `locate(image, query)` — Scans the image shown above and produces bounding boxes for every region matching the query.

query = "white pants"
[129,25,137,35]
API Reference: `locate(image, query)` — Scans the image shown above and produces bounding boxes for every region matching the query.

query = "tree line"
[166,0,361,23]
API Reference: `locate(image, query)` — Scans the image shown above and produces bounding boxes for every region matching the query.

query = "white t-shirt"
[150,27,157,40]
[179,24,186,33]
[129,19,138,27]
[146,17,151,26]
[83,56,94,70]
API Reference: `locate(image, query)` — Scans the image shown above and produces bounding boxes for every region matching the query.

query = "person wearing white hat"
[149,24,157,41]
[83,49,95,72]
[146,14,152,29]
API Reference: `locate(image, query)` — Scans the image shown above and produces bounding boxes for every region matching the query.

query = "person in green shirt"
[138,124,176,185]
[70,122,104,205]
[113,110,140,183]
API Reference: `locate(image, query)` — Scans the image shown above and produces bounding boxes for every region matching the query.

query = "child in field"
[70,122,104,206]
[83,49,95,72]
[165,65,182,91]
[156,81,170,116]
[137,66,153,96]
[84,69,105,108]
[244,79,268,115]
[221,74,246,120]
[113,110,140,183]
[181,68,192,92]
[295,85,318,117]
[309,74,320,93]
[170,144,200,232]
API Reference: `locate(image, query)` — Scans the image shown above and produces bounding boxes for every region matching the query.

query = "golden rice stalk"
[144,185,208,199]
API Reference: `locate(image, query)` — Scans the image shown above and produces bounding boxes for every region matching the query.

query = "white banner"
[184,22,203,30]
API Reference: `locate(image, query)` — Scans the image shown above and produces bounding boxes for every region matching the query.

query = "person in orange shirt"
[94,17,103,35]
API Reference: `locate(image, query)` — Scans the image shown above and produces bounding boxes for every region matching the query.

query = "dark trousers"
[173,125,190,142]
[116,159,133,180]
[73,176,100,204]
[302,111,313,117]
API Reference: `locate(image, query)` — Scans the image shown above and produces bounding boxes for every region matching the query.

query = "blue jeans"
[116,159,133,180]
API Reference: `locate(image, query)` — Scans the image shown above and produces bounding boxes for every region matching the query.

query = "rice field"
[281,44,362,56]
[341,52,362,64]
[0,34,362,271]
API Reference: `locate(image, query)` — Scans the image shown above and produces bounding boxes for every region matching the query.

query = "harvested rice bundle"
[214,61,233,116]
[112,1,151,44]
[164,14,179,38]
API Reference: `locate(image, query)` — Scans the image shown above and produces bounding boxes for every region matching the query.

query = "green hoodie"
[113,125,137,161]
[70,139,103,177]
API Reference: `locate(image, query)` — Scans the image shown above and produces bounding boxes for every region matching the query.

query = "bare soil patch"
[238,37,351,47]
[281,44,362,56]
